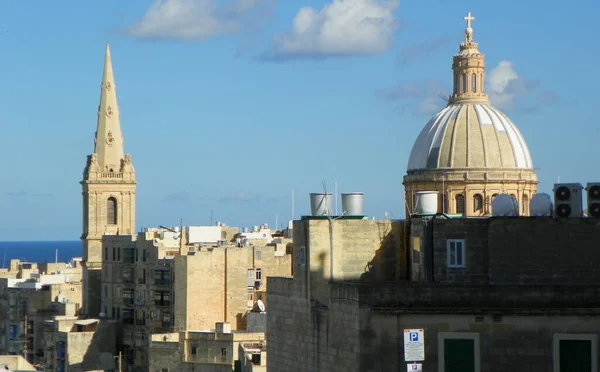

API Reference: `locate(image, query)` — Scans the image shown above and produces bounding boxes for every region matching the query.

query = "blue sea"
[0,241,82,268]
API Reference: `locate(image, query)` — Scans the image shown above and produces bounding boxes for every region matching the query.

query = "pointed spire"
[448,12,489,105]
[93,42,126,172]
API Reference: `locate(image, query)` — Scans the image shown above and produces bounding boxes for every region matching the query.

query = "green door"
[560,340,592,372]
[444,339,475,372]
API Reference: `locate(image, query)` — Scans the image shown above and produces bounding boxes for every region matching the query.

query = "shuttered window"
[107,197,117,225]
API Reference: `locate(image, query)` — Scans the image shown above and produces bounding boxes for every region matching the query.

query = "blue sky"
[0,0,598,240]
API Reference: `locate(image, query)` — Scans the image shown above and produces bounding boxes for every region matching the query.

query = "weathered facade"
[267,216,600,372]
[102,227,292,371]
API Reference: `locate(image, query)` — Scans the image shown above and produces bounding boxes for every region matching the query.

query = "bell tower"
[81,43,136,316]
[449,12,489,105]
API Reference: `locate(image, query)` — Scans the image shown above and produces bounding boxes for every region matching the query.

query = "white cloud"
[124,0,274,40]
[487,60,540,109]
[265,0,399,60]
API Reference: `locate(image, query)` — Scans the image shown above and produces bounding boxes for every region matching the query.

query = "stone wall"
[412,217,600,284]
[365,311,600,372]
[267,278,363,372]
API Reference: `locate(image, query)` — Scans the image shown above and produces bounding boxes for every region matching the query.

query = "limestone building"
[403,12,538,216]
[101,225,291,371]
[81,43,136,318]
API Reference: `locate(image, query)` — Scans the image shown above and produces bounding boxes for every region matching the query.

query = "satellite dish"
[256,299,266,312]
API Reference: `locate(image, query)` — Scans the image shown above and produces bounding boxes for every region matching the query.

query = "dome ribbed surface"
[407,103,533,171]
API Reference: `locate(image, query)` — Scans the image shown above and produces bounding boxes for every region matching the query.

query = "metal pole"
[119,351,122,372]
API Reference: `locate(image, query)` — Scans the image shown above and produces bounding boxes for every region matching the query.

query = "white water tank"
[492,194,519,217]
[310,193,331,216]
[530,193,553,217]
[415,191,439,215]
[341,192,364,215]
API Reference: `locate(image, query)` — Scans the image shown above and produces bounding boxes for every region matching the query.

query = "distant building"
[43,316,116,372]
[101,225,291,371]
[0,259,83,366]
[148,322,266,372]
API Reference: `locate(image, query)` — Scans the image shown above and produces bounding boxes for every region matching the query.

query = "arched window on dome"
[454,73,458,94]
[107,197,117,225]
[522,194,529,215]
[471,73,477,92]
[462,74,467,93]
[473,194,483,212]
[480,73,484,92]
[455,194,465,214]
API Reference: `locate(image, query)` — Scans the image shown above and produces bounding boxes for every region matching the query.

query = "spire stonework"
[448,12,489,105]
[81,43,137,317]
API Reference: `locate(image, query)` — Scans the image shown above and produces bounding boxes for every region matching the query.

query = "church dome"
[406,12,534,173]
[407,103,533,171]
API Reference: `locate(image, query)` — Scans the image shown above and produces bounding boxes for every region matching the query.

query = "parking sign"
[404,329,425,362]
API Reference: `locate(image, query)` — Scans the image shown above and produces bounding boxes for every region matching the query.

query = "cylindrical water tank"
[172,226,180,233]
[415,191,439,215]
[310,193,331,216]
[530,193,553,217]
[492,194,519,217]
[341,192,364,216]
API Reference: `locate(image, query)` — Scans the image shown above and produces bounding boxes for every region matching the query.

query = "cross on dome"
[464,12,475,29]
[463,12,475,42]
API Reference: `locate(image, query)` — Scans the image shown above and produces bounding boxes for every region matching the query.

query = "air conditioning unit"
[586,183,600,217]
[553,183,584,218]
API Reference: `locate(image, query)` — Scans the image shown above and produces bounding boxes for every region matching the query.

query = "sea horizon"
[0,240,82,268]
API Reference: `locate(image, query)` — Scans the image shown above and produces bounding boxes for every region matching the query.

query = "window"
[438,332,480,372]
[553,334,597,372]
[154,270,171,285]
[107,197,117,225]
[492,193,498,200]
[104,246,108,261]
[221,348,227,360]
[112,247,116,261]
[473,194,483,212]
[162,311,171,328]
[122,268,134,283]
[247,287,254,301]
[462,74,467,93]
[471,73,477,92]
[455,194,465,214]
[123,248,135,263]
[447,240,465,268]
[255,250,261,261]
[154,291,171,306]
[122,308,134,325]
[255,269,262,280]
[123,289,134,306]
